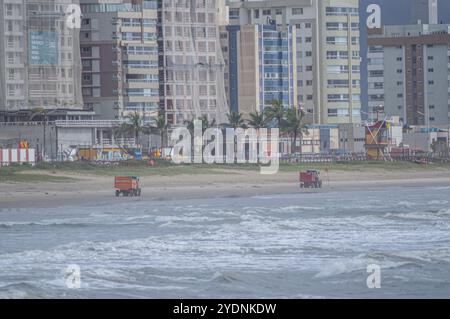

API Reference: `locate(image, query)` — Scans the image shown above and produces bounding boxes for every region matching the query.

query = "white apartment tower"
[0,0,83,118]
[158,0,230,126]
[227,0,361,125]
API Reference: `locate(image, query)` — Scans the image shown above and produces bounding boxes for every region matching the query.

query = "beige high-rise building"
[227,0,361,125]
[79,0,159,121]
[0,0,83,120]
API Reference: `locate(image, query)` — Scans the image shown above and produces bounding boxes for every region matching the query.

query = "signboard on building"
[29,31,59,65]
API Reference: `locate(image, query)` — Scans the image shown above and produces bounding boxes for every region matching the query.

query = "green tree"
[264,100,286,128]
[155,114,169,148]
[248,111,268,129]
[198,115,217,133]
[117,112,145,146]
[283,108,309,154]
[226,111,247,130]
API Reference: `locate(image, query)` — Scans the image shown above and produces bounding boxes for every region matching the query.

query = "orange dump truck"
[114,176,141,197]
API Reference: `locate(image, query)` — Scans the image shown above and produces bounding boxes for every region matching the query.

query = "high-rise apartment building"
[79,0,159,121]
[0,0,83,118]
[367,24,450,126]
[158,0,229,126]
[220,24,297,118]
[227,0,361,125]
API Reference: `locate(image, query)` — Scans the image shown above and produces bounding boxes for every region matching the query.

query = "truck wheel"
[129,190,134,197]
[115,190,120,197]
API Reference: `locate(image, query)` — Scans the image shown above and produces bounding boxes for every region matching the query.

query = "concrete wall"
[0,123,96,160]
[0,123,56,158]
[57,127,95,151]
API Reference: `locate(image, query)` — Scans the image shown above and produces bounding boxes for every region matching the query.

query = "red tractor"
[299,170,322,189]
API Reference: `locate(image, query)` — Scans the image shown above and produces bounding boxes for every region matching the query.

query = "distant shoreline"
[1,165,450,209]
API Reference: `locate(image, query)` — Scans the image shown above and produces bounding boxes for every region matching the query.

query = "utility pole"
[43,113,46,161]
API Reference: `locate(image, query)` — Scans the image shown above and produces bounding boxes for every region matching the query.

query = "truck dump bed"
[114,176,139,190]
[299,172,315,183]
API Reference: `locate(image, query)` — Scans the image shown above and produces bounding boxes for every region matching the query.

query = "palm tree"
[264,100,286,128]
[283,108,309,154]
[247,111,268,161]
[184,118,195,134]
[117,111,144,146]
[197,115,217,133]
[264,100,288,155]
[155,114,169,148]
[248,111,268,129]
[226,111,247,130]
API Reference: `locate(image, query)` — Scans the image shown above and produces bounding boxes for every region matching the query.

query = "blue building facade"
[258,24,297,111]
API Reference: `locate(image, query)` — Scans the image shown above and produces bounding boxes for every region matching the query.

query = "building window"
[396,57,402,61]
[305,22,312,29]
[292,8,303,15]
[254,9,259,19]
[369,46,383,53]
[229,9,239,19]
[369,70,383,77]
[428,68,434,72]
[262,9,271,15]
[326,36,347,45]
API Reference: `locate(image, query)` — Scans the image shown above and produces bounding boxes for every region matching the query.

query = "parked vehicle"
[114,176,141,197]
[299,170,322,189]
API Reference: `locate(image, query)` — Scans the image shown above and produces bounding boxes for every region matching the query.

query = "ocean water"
[0,186,450,298]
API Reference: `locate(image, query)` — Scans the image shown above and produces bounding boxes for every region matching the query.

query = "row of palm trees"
[225,100,309,154]
[117,100,308,153]
[116,111,169,148]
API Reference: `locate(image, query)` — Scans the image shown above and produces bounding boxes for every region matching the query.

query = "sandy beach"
[1,167,450,209]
